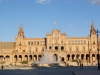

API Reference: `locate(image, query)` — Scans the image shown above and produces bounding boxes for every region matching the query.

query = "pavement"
[0,66,100,75]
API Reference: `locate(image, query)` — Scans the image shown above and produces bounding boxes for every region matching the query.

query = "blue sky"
[0,0,100,41]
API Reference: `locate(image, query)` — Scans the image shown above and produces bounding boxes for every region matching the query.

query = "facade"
[0,22,100,66]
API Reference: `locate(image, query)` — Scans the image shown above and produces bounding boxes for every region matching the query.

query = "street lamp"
[96,29,100,70]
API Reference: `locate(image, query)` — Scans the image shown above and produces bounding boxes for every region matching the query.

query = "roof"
[0,42,15,49]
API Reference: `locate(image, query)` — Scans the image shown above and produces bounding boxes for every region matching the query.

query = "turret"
[18,23,24,38]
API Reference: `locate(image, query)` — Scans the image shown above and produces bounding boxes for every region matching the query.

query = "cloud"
[88,0,100,5]
[0,0,2,2]
[36,0,51,4]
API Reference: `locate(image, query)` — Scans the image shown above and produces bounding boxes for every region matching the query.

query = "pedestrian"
[82,63,83,69]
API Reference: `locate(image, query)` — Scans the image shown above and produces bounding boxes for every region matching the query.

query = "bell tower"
[90,22,97,51]
[18,23,24,38]
[90,22,96,36]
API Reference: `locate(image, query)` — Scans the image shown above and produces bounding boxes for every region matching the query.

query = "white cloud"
[0,0,2,2]
[88,0,100,5]
[36,0,51,4]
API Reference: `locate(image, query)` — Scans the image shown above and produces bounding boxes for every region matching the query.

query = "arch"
[81,54,84,60]
[67,54,70,61]
[49,46,52,50]
[92,54,95,62]
[53,54,58,61]
[61,57,64,62]
[19,55,22,62]
[86,54,89,61]
[14,55,17,62]
[25,55,28,61]
[76,54,80,59]
[61,46,64,50]
[55,46,58,50]
[33,55,37,62]
[38,55,42,61]
[29,55,32,61]
[72,54,75,61]
[6,55,10,58]
[0,55,4,63]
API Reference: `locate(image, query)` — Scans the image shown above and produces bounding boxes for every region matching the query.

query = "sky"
[0,0,100,42]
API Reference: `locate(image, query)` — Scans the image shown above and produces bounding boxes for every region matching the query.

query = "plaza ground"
[0,66,100,75]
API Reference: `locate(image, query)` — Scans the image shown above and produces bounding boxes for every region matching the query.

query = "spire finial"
[91,21,95,28]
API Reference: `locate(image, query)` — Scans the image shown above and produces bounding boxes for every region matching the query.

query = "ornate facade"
[0,22,100,66]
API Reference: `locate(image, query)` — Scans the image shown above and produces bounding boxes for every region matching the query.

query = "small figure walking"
[82,63,83,69]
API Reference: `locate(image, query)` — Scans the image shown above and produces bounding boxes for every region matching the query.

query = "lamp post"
[96,29,100,70]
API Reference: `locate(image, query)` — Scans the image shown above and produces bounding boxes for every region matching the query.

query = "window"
[84,40,86,44]
[31,42,33,45]
[37,42,39,45]
[34,41,36,45]
[76,46,79,51]
[28,42,30,45]
[82,46,85,51]
[23,50,25,52]
[36,47,38,51]
[69,46,72,51]
[49,40,51,44]
[93,46,95,49]
[61,39,63,44]
[61,46,64,50]
[49,46,52,50]
[42,47,44,51]
[55,46,58,50]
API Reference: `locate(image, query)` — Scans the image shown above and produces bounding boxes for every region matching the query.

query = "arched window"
[61,46,64,50]
[49,46,52,50]
[55,46,58,50]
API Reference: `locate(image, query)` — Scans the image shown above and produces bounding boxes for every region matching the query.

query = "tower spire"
[18,23,24,38]
[91,21,95,29]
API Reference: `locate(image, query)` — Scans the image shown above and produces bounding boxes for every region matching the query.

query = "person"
[82,63,83,69]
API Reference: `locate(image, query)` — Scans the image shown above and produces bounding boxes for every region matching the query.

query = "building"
[0,22,99,66]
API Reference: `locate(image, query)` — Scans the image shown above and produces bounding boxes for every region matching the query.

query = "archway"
[25,55,28,61]
[72,54,75,61]
[61,57,64,62]
[67,54,70,61]
[38,55,42,61]
[61,46,64,51]
[86,54,89,63]
[14,55,17,63]
[92,54,95,62]
[29,55,32,62]
[33,55,37,62]
[19,55,22,62]
[55,46,58,50]
[81,54,84,60]
[0,55,4,64]
[76,54,80,60]
[5,55,10,61]
[53,54,58,61]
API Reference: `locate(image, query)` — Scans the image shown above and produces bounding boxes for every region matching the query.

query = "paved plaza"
[0,66,100,75]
